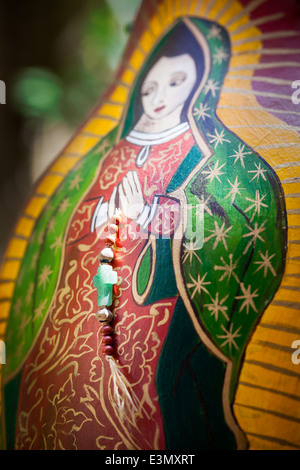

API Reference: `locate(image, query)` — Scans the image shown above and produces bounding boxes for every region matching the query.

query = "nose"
[152,84,165,106]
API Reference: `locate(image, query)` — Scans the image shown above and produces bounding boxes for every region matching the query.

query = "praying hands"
[108,170,145,221]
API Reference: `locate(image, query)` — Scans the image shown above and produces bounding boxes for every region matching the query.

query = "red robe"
[15,126,195,450]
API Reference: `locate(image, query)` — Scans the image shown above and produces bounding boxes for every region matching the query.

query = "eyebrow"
[141,81,157,93]
[142,70,187,88]
[170,71,186,77]
[142,80,156,86]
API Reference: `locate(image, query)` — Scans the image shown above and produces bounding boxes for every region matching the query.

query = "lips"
[154,105,166,113]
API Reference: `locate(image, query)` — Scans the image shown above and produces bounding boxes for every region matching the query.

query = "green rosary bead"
[93,264,118,307]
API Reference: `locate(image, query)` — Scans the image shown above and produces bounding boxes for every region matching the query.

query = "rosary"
[92,209,141,423]
[92,209,121,357]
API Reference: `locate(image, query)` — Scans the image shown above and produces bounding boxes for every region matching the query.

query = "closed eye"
[141,82,157,96]
[169,72,187,87]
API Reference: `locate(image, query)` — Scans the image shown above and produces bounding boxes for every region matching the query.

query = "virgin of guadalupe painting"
[0,15,289,450]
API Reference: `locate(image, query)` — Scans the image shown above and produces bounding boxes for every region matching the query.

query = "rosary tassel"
[106,355,140,425]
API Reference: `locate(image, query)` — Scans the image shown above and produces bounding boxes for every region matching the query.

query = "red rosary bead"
[110,213,122,225]
[104,234,116,246]
[102,345,114,355]
[103,335,113,345]
[109,223,118,234]
[102,324,113,335]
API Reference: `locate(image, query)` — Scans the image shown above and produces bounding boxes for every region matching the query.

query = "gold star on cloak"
[38,265,53,290]
[13,298,22,317]
[224,176,245,204]
[254,250,276,278]
[187,272,211,299]
[48,218,56,233]
[244,191,268,221]
[25,282,34,305]
[182,240,202,265]
[217,323,242,355]
[205,220,232,250]
[235,282,259,314]
[204,292,229,322]
[30,252,39,271]
[59,198,71,214]
[69,175,83,191]
[242,220,266,254]
[50,235,63,255]
[98,138,111,155]
[33,298,48,321]
[214,254,240,283]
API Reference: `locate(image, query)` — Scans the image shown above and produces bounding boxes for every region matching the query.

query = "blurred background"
[0,0,141,259]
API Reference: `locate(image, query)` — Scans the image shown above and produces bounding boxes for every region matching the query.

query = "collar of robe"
[125,122,190,167]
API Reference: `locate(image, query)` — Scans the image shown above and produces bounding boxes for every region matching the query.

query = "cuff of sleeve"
[135,203,151,228]
[135,197,159,230]
[91,197,107,231]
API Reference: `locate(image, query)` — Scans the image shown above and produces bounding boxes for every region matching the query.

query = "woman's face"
[141,54,197,121]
